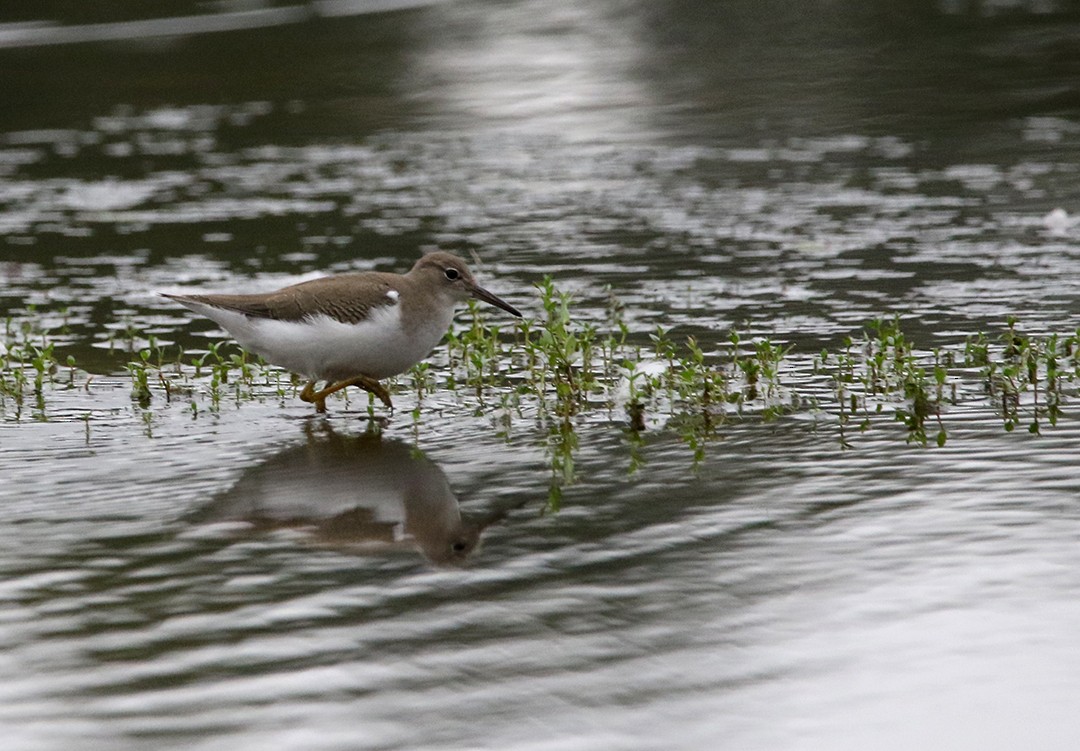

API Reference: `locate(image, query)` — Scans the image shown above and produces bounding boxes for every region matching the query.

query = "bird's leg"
[306,375,393,412]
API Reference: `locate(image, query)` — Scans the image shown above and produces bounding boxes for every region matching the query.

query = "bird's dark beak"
[467,282,522,318]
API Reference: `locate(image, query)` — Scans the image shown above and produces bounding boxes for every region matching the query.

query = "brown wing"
[168,272,401,325]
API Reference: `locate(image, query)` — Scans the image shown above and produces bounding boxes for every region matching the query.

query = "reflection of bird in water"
[192,425,504,566]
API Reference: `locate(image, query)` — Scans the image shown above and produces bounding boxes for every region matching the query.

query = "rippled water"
[3,1,1080,748]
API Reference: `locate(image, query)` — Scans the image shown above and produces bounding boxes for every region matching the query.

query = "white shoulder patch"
[385,289,400,303]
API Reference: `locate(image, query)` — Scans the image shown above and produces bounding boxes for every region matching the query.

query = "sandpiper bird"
[164,251,521,412]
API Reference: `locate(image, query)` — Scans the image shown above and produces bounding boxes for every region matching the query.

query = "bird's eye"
[444,268,461,281]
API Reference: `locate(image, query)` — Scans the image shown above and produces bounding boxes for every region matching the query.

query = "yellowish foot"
[301,375,393,413]
[298,380,328,413]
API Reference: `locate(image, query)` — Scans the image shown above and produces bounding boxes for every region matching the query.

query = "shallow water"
[3,1,1080,749]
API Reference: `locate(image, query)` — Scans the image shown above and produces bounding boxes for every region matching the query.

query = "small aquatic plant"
[839,317,949,447]
[125,349,153,408]
[980,317,1078,434]
[0,316,72,419]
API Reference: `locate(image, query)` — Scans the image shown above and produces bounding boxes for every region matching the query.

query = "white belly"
[184,301,454,381]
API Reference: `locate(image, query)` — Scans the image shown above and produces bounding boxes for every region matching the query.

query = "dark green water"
[2,1,1080,749]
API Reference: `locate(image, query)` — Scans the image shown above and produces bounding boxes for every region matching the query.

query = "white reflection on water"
[410,2,658,141]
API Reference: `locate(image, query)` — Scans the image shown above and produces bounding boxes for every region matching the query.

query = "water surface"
[3,1,1080,749]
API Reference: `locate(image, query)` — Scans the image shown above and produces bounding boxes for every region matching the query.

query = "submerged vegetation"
[2,279,1079,503]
